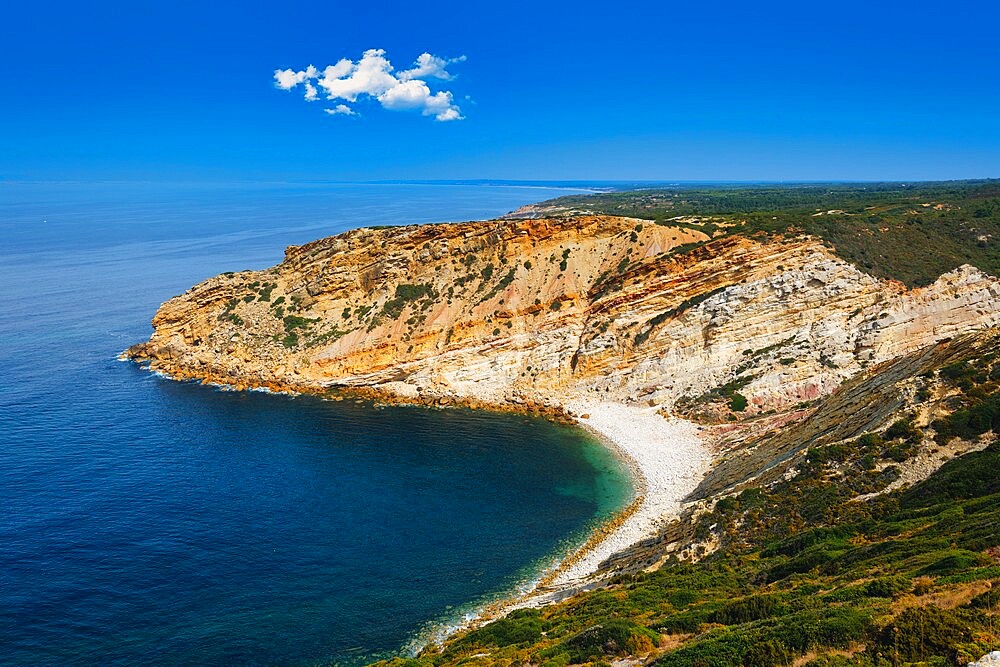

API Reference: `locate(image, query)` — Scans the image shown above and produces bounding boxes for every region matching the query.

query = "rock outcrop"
[128,215,1000,414]
[693,327,1000,500]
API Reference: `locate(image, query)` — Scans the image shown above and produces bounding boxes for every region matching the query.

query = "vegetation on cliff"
[372,332,1000,667]
[525,180,1000,287]
[377,444,998,666]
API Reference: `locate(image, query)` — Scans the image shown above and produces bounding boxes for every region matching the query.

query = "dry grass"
[893,580,995,612]
[792,642,866,667]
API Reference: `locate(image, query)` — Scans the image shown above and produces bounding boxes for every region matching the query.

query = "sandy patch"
[550,401,711,586]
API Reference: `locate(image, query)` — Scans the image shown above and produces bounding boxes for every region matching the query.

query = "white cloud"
[317,49,397,102]
[273,49,465,121]
[397,53,466,81]
[324,104,358,116]
[274,68,307,90]
[274,65,318,90]
[434,107,462,122]
[323,59,354,80]
[378,80,433,110]
[379,80,463,121]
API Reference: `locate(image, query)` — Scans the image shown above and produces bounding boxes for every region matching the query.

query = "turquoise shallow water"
[0,182,632,666]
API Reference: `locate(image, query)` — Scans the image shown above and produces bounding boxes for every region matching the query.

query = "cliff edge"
[127,215,1000,418]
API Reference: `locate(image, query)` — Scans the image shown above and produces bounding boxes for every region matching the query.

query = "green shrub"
[665,589,700,609]
[656,630,747,667]
[743,639,793,667]
[381,284,436,320]
[538,653,570,667]
[901,441,999,506]
[560,619,659,662]
[461,609,543,648]
[885,418,919,441]
[800,656,874,666]
[809,444,849,464]
[968,585,1000,609]
[932,392,1000,444]
[874,606,970,663]
[283,314,313,331]
[940,360,979,386]
[655,607,712,634]
[813,607,871,647]
[857,433,883,449]
[884,442,914,463]
[712,594,788,624]
[480,267,517,302]
[765,547,842,582]
[863,576,910,598]
[917,550,989,576]
[763,527,855,560]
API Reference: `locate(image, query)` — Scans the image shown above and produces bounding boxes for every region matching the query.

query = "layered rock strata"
[128,215,1000,415]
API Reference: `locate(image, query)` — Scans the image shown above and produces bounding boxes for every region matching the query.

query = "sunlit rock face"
[129,215,1000,412]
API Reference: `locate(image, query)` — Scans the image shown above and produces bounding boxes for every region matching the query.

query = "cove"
[0,181,631,665]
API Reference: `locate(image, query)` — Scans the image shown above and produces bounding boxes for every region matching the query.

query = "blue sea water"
[0,182,633,666]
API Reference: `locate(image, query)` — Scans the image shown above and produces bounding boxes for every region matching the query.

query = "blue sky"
[2,0,998,181]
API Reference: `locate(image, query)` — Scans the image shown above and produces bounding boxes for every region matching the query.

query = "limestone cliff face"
[129,216,1000,412]
[693,328,1000,500]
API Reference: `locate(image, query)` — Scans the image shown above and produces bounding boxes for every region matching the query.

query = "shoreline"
[126,358,712,648]
[551,402,710,587]
[124,355,576,424]
[416,401,711,647]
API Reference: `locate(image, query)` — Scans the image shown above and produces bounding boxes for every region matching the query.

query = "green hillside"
[380,448,998,667]
[533,180,1000,287]
[372,332,1000,667]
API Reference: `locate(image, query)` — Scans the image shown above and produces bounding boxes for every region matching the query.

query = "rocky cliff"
[128,215,1000,416]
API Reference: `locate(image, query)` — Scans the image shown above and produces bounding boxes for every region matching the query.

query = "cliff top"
[505,179,1000,287]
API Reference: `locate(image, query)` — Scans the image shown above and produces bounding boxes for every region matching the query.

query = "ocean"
[0,182,633,665]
